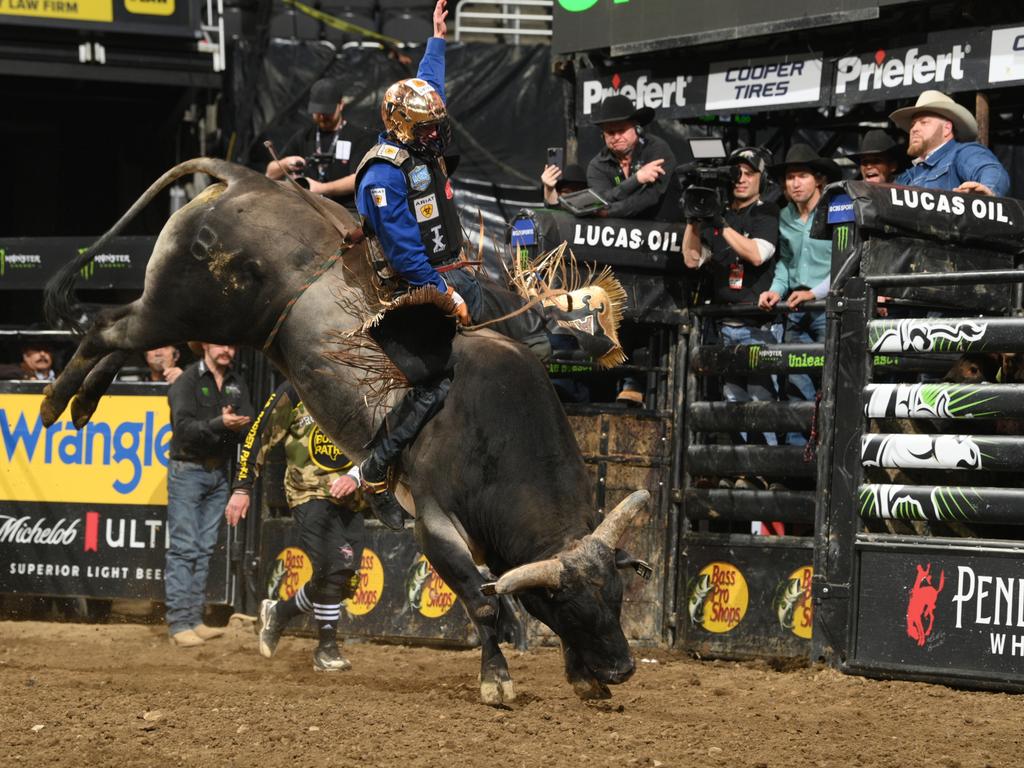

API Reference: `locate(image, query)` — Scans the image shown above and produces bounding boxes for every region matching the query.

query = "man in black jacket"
[586,95,677,220]
[165,343,254,647]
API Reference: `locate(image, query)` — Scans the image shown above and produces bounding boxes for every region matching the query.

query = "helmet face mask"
[382,78,450,157]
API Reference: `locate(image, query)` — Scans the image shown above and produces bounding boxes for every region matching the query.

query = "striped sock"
[314,602,342,645]
[294,583,314,615]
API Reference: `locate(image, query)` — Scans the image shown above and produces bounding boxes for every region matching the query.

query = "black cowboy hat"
[769,143,842,183]
[843,130,904,161]
[591,95,655,127]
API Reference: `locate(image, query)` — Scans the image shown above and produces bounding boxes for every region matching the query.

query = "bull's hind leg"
[70,351,130,427]
[413,496,515,706]
[42,302,169,426]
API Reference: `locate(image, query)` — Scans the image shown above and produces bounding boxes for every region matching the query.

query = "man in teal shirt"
[758,145,841,444]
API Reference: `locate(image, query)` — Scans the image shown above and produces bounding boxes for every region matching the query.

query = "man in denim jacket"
[890,90,1009,197]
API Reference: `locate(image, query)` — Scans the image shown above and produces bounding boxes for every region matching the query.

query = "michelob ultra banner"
[0,393,171,506]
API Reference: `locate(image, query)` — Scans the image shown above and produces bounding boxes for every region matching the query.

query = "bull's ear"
[614,549,654,581]
[480,559,563,596]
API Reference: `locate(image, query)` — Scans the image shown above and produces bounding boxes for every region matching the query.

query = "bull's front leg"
[413,496,515,706]
[563,644,611,700]
[41,328,117,426]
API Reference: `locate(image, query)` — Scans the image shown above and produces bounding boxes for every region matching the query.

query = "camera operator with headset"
[682,146,782,450]
[587,95,677,219]
[265,78,372,204]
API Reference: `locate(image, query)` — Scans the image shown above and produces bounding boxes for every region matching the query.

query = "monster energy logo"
[0,249,43,276]
[749,345,761,368]
[80,251,131,280]
[835,225,850,251]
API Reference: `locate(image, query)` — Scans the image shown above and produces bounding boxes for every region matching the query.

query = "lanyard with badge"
[311,128,353,181]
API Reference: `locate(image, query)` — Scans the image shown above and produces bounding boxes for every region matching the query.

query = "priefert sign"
[580,71,690,117]
[833,41,974,104]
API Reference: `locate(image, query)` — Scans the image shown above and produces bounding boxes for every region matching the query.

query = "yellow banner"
[0,0,113,23]
[0,394,171,505]
[124,0,173,17]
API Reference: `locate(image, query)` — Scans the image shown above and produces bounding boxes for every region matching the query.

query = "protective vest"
[236,385,363,511]
[356,142,464,264]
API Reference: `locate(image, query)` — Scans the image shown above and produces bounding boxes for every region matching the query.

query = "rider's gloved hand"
[446,285,471,326]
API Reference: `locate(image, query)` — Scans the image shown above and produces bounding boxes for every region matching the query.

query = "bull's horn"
[489,559,564,595]
[592,490,650,549]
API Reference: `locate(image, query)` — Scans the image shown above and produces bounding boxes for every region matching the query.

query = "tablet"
[558,188,608,216]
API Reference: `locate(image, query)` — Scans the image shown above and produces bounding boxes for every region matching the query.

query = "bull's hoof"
[70,396,97,429]
[479,677,516,706]
[39,396,63,427]
[571,677,611,700]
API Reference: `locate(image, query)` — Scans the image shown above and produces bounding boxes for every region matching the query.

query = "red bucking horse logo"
[906,563,945,647]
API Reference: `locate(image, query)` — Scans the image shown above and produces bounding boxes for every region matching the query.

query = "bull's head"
[482,490,650,698]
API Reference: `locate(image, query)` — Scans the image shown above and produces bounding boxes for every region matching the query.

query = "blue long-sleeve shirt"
[357,36,448,292]
[895,140,1010,197]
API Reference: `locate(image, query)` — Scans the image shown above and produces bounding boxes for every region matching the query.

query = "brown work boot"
[193,624,225,640]
[169,629,205,648]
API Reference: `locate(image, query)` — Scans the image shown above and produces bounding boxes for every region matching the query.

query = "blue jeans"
[784,310,827,445]
[165,460,228,635]
[719,323,781,446]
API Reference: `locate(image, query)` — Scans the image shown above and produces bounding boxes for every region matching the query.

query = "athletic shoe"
[257,599,284,659]
[312,642,352,672]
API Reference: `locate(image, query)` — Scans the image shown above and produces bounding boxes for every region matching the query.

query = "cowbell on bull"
[39,158,648,704]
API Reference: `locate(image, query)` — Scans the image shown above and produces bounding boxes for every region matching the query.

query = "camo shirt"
[232,382,363,510]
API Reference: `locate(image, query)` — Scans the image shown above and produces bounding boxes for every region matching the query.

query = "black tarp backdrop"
[228,39,567,272]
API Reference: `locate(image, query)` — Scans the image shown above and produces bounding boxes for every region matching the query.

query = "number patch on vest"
[414,194,439,222]
[370,187,388,207]
[409,164,431,191]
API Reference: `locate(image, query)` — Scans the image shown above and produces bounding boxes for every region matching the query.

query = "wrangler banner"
[0,390,172,506]
[0,383,228,601]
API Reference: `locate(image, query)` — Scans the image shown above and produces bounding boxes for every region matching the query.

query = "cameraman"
[682,147,781,448]
[265,78,370,204]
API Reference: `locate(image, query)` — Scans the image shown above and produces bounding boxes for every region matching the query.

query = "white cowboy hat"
[889,90,978,141]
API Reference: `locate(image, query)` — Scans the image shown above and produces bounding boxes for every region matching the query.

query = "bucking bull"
[40,158,649,705]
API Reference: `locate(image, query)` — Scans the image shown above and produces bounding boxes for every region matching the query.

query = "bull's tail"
[44,157,253,333]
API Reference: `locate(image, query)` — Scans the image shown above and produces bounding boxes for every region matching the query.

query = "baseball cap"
[308,79,344,115]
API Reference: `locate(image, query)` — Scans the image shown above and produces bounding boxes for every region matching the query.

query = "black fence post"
[812,276,868,665]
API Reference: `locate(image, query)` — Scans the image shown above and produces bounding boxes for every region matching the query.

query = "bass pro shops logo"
[906,563,945,647]
[581,71,689,117]
[835,44,968,96]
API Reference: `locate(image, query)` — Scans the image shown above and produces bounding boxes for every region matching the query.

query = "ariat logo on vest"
[377,145,400,159]
[415,194,439,222]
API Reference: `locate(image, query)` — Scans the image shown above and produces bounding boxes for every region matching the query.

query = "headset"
[728,145,773,194]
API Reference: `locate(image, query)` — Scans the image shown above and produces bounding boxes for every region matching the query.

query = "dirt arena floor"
[1,618,1020,768]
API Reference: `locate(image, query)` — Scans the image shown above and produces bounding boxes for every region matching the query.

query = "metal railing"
[454,0,553,43]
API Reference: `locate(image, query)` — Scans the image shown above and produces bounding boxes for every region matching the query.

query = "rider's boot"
[360,378,452,530]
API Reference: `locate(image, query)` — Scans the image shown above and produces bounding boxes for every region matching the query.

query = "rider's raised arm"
[416,1,448,100]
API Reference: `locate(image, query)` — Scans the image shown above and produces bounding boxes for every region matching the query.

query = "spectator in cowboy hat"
[758,144,841,445]
[890,90,1009,197]
[586,94,677,219]
[541,162,587,207]
[843,129,906,184]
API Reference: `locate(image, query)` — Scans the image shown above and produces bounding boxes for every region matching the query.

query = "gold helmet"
[381,78,451,156]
